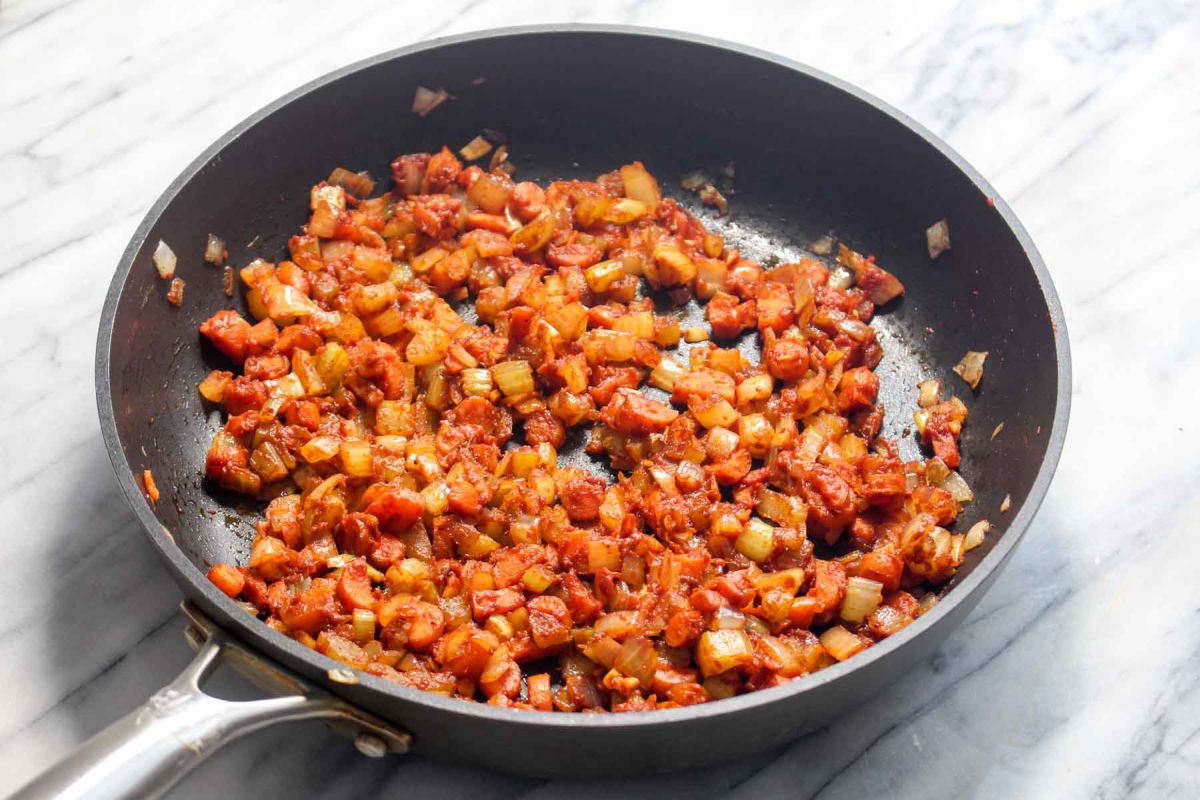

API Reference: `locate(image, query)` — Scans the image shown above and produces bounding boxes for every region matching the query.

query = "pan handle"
[11,616,409,800]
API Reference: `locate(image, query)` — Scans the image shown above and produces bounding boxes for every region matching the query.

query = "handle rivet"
[354,733,388,758]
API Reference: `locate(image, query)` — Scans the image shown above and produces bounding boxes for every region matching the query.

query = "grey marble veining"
[1,0,1198,797]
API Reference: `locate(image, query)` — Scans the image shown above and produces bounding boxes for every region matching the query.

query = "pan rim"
[96,23,1071,731]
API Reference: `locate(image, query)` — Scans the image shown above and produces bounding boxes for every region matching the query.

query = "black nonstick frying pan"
[17,24,1069,799]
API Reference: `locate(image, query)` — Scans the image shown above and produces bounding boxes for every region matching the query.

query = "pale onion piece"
[706,427,740,459]
[926,218,951,260]
[827,264,855,291]
[735,519,775,562]
[1000,493,1012,513]
[698,184,728,215]
[521,564,555,594]
[713,606,747,630]
[736,374,774,406]
[917,592,939,615]
[412,86,450,117]
[587,540,621,573]
[613,636,656,689]
[492,360,534,397]
[489,144,510,172]
[340,440,374,478]
[937,469,975,504]
[964,519,990,550]
[840,577,884,623]
[807,234,834,256]
[327,167,375,199]
[693,397,739,429]
[263,283,319,319]
[204,233,226,266]
[459,135,493,161]
[696,629,754,677]
[819,625,867,661]
[913,408,930,437]
[755,487,802,526]
[650,358,686,392]
[485,614,515,640]
[152,240,176,279]
[585,259,625,292]
[461,368,493,397]
[352,608,377,643]
[739,414,775,458]
[954,350,988,389]
[613,310,654,340]
[991,422,1005,440]
[197,370,232,403]
[268,373,304,400]
[310,183,346,213]
[917,378,942,408]
[421,481,449,515]
[619,162,662,208]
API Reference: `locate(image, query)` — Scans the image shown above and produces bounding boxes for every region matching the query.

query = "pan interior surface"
[99,27,1066,773]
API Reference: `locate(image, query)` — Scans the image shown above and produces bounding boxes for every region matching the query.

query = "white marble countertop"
[2,0,1198,797]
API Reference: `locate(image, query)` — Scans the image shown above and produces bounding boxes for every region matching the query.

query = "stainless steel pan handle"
[11,605,409,800]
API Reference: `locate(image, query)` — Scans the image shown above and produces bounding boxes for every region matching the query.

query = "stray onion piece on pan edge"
[196,148,981,712]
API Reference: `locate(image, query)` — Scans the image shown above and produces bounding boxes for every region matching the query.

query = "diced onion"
[422,481,449,515]
[587,540,621,573]
[412,86,450,117]
[819,625,867,661]
[650,358,686,392]
[840,577,884,623]
[204,234,226,266]
[936,469,974,504]
[693,397,739,430]
[197,370,232,403]
[964,519,990,550]
[696,629,753,677]
[684,327,709,343]
[461,368,493,397]
[736,374,773,406]
[1000,493,1012,513]
[491,360,535,397]
[521,565,555,593]
[613,636,656,689]
[619,162,662,208]
[706,427,740,460]
[991,422,1005,440]
[339,440,374,478]
[459,136,493,161]
[328,167,376,199]
[585,259,625,292]
[352,608,377,643]
[807,234,834,256]
[735,519,775,563]
[917,379,941,408]
[913,408,930,437]
[152,240,176,279]
[953,350,988,390]
[917,592,939,615]
[613,311,654,340]
[926,218,951,260]
[827,265,855,291]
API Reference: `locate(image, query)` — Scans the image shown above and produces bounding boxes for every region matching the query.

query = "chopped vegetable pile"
[199,148,983,712]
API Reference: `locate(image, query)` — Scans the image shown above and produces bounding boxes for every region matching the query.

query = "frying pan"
[15,24,1069,799]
